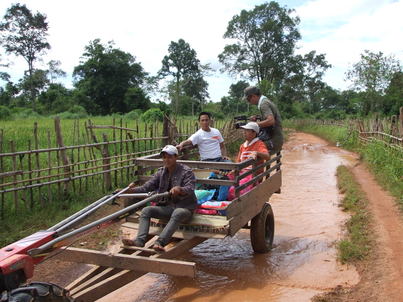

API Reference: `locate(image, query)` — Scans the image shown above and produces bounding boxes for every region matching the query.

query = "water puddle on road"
[102,132,360,302]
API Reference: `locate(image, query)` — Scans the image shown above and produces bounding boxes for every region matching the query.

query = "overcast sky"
[0,0,402,103]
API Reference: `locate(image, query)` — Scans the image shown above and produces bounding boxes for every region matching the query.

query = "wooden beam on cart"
[63,236,205,302]
[227,170,282,236]
[54,246,196,277]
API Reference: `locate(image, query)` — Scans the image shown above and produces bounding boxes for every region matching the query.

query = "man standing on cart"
[121,145,197,252]
[177,112,230,162]
[244,86,284,155]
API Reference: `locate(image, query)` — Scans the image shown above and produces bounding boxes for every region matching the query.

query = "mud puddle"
[100,132,360,302]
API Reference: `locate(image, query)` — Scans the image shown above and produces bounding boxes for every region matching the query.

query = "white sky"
[0,0,402,103]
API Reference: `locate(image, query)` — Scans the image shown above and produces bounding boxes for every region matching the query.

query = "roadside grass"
[336,165,372,263]
[284,120,403,210]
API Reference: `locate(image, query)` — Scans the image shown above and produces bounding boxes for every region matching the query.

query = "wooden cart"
[56,153,282,301]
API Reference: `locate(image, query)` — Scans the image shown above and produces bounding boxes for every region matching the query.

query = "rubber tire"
[5,282,74,302]
[250,202,275,253]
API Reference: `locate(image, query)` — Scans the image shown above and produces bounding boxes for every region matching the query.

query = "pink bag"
[227,173,254,201]
[195,208,218,215]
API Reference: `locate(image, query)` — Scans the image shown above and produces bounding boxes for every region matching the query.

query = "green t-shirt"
[258,96,284,154]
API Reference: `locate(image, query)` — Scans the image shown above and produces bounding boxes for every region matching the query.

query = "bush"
[124,109,143,120]
[0,106,12,120]
[141,108,164,123]
[13,108,42,119]
[69,105,88,116]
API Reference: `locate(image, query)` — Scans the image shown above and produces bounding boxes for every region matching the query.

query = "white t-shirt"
[189,127,224,160]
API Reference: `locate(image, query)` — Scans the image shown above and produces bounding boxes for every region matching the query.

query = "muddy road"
[98,132,362,302]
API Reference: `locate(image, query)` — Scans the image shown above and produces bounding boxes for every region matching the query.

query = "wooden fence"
[0,116,234,216]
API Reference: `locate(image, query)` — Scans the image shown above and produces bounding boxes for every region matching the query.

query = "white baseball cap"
[240,122,260,134]
[160,145,178,156]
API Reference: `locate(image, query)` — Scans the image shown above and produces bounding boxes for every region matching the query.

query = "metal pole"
[29,192,169,256]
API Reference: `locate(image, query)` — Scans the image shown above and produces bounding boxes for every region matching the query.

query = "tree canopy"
[0,3,50,108]
[73,39,149,115]
[159,39,209,115]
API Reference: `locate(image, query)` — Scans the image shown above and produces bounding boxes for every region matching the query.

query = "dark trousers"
[136,206,193,246]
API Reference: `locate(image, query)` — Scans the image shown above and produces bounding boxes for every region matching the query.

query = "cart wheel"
[5,282,74,302]
[250,202,274,253]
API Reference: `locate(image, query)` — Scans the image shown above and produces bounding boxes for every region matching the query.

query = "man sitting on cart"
[121,145,197,252]
[177,111,230,162]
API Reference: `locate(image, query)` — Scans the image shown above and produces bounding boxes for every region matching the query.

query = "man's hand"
[170,186,185,197]
[114,182,135,194]
[249,115,258,122]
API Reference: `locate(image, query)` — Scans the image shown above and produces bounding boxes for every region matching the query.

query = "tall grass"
[336,165,372,263]
[285,120,403,209]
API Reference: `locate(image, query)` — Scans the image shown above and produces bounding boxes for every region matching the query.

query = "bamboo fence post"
[17,146,28,209]
[101,134,112,191]
[113,118,117,186]
[124,121,130,182]
[135,120,139,157]
[10,141,18,210]
[163,115,169,146]
[34,122,43,206]
[400,107,403,137]
[145,123,148,154]
[47,132,53,204]
[76,121,82,193]
[27,140,34,208]
[120,118,123,182]
[86,120,96,188]
[82,133,89,192]
[54,117,71,194]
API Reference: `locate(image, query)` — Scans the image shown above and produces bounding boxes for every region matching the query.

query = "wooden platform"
[124,213,230,239]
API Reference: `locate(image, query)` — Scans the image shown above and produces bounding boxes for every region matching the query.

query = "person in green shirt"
[243,86,284,155]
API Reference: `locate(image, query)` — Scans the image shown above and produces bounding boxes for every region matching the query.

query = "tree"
[220,80,250,115]
[346,50,401,114]
[47,60,66,83]
[0,3,50,109]
[384,71,403,115]
[73,39,148,115]
[218,1,300,87]
[159,39,209,114]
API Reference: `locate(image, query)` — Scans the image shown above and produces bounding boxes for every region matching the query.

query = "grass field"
[0,116,230,246]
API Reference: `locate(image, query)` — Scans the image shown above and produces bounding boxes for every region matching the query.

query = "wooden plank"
[69,268,120,295]
[227,170,281,219]
[66,266,109,291]
[227,171,281,236]
[138,175,235,186]
[122,222,227,239]
[70,237,203,302]
[134,158,252,170]
[54,247,196,277]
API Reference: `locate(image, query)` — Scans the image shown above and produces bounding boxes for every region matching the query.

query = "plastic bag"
[195,189,216,204]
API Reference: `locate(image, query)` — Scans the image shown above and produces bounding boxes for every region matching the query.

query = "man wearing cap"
[244,86,284,155]
[121,145,197,252]
[177,111,229,162]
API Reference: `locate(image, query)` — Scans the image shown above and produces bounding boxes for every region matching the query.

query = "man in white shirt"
[177,112,229,162]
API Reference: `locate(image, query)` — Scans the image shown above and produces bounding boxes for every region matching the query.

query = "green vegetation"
[336,165,372,263]
[286,120,403,208]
